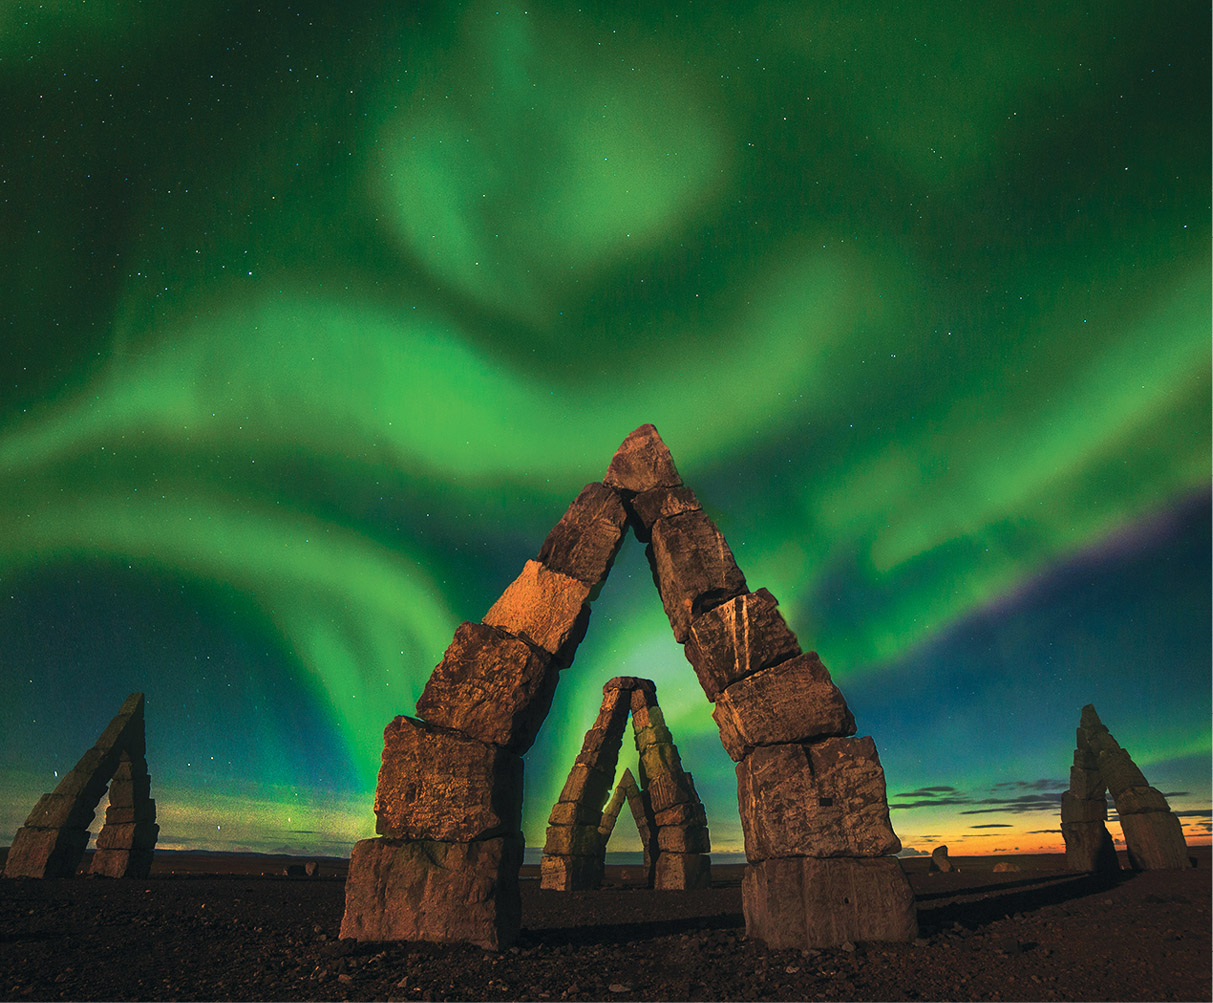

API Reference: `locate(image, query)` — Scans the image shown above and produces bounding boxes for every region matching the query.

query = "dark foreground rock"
[0,850,1209,1001]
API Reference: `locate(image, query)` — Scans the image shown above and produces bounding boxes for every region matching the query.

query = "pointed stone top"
[119,692,145,717]
[1080,704,1104,731]
[618,767,640,793]
[602,424,682,494]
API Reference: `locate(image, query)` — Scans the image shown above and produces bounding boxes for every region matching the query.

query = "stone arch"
[340,425,916,949]
[3,692,159,879]
[1062,704,1188,871]
[541,676,711,891]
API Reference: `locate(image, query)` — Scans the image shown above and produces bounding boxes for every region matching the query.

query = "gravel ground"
[1,850,1208,1001]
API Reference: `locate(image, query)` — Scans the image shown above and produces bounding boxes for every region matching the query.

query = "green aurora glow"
[1,0,1209,856]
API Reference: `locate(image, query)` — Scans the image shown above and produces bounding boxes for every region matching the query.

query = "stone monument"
[1062,704,1188,872]
[542,676,710,890]
[341,424,916,949]
[4,692,159,879]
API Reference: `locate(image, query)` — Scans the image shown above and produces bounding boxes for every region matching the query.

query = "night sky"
[1,1,1209,860]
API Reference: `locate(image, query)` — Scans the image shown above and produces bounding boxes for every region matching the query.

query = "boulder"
[684,589,801,701]
[1060,791,1107,824]
[373,716,523,842]
[992,861,1021,873]
[742,855,917,948]
[415,621,557,753]
[602,424,682,495]
[536,482,629,592]
[656,824,711,854]
[736,737,901,860]
[928,845,953,873]
[627,486,701,543]
[482,561,592,667]
[1061,820,1120,873]
[1113,785,1171,815]
[543,824,603,857]
[1120,812,1191,870]
[339,834,523,949]
[539,854,604,891]
[711,652,856,760]
[654,851,711,890]
[647,510,748,642]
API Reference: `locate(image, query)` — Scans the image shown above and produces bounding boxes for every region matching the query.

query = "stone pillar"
[630,445,914,947]
[631,687,712,889]
[1060,715,1119,873]
[4,693,157,880]
[540,681,631,890]
[341,479,629,948]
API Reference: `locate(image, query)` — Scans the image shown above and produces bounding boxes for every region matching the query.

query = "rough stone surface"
[736,737,901,860]
[543,824,603,857]
[598,783,627,838]
[602,424,682,495]
[645,771,695,813]
[627,485,701,542]
[928,845,954,873]
[2,826,90,878]
[548,800,606,827]
[482,560,592,667]
[656,825,711,854]
[711,651,856,760]
[539,854,603,891]
[654,851,712,890]
[536,482,629,591]
[1060,792,1107,824]
[415,621,557,753]
[373,716,522,842]
[648,510,747,642]
[742,855,918,948]
[90,847,154,879]
[1115,785,1171,815]
[556,764,613,814]
[1120,812,1191,870]
[652,800,708,829]
[1062,820,1121,873]
[684,589,801,701]
[1098,748,1149,794]
[339,835,523,949]
[1069,765,1107,801]
[604,676,657,693]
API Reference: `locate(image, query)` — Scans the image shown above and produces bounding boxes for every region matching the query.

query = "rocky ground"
[0,849,1209,1001]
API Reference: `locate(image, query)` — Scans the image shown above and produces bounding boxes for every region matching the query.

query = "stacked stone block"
[344,424,914,950]
[341,477,629,949]
[1063,705,1188,872]
[615,428,916,948]
[4,692,158,879]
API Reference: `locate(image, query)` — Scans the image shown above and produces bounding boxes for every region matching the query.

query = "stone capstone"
[736,737,901,860]
[742,855,917,949]
[602,424,682,495]
[415,621,557,753]
[373,716,522,842]
[339,835,523,949]
[711,651,856,760]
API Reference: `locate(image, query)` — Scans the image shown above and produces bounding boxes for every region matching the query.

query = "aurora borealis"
[1,1,1209,860]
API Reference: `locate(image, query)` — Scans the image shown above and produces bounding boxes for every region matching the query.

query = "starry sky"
[1,1,1209,860]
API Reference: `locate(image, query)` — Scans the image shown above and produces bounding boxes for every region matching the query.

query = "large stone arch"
[3,692,159,879]
[340,425,916,949]
[541,675,712,891]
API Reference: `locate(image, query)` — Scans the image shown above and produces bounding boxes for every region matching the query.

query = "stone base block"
[90,847,155,878]
[654,851,711,889]
[339,834,523,950]
[2,826,90,878]
[1061,821,1120,872]
[1120,812,1189,870]
[742,856,917,949]
[539,854,603,890]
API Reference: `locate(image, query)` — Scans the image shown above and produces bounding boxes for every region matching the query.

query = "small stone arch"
[541,676,711,891]
[3,692,159,879]
[1062,704,1189,872]
[340,425,915,949]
